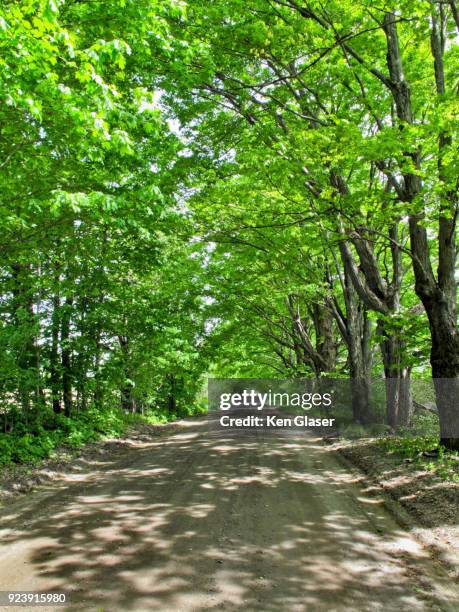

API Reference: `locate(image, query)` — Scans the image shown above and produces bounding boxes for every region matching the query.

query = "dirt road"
[0,416,458,612]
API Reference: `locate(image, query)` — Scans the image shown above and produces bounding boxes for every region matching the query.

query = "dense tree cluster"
[0,0,209,433]
[0,1,457,450]
[160,0,458,445]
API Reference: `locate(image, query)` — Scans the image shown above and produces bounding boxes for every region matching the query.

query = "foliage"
[378,436,459,482]
[0,405,183,467]
[0,0,213,442]
[0,0,458,463]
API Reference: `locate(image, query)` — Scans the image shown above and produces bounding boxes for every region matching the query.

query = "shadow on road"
[0,416,456,611]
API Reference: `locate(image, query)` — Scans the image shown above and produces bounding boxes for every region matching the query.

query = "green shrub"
[12,433,50,463]
[0,406,132,465]
[378,435,439,458]
[0,435,14,466]
[379,435,459,481]
[0,403,203,468]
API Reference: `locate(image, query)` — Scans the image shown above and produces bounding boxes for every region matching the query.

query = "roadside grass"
[337,410,459,483]
[377,436,459,482]
[0,403,204,468]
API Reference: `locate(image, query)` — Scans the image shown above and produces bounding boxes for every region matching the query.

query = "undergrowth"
[378,436,459,482]
[0,403,204,468]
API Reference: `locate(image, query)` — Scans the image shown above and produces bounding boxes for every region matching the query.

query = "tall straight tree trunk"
[93,328,103,410]
[74,295,90,412]
[11,263,37,418]
[118,335,136,413]
[61,296,73,418]
[167,374,177,413]
[50,291,61,414]
[346,295,372,425]
[33,262,45,410]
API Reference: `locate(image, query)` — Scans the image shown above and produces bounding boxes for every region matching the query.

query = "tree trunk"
[331,173,411,429]
[50,292,61,414]
[61,296,73,418]
[166,374,177,413]
[331,253,373,424]
[121,383,136,413]
[92,320,103,410]
[425,297,459,448]
[347,316,372,425]
[11,263,36,418]
[382,11,458,447]
[312,303,337,372]
[287,295,334,376]
[428,7,459,448]
[118,335,136,413]
[377,323,413,429]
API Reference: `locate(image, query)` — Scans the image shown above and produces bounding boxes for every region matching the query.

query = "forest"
[0,0,458,467]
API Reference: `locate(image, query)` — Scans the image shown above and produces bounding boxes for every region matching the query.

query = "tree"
[159,0,458,445]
